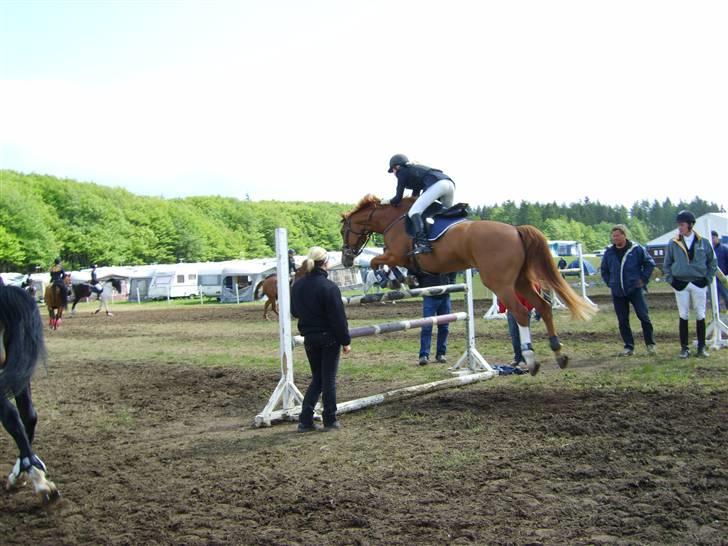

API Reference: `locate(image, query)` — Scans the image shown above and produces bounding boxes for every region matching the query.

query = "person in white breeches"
[663,210,717,358]
[385,154,456,255]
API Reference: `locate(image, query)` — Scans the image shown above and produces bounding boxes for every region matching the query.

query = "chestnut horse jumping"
[341,195,595,374]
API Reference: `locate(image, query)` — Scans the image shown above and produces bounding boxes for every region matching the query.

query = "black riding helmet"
[54,257,62,265]
[676,210,696,226]
[388,154,409,173]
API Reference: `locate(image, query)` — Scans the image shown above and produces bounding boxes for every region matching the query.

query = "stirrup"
[412,238,432,255]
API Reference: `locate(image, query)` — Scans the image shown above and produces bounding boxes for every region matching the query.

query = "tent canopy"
[647,212,728,246]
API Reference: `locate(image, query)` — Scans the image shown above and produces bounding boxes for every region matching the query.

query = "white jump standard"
[255,228,496,427]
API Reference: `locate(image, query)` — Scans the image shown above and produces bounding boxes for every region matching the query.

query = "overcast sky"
[1,1,726,209]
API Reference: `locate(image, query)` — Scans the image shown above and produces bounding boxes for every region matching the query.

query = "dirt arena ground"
[1,299,726,545]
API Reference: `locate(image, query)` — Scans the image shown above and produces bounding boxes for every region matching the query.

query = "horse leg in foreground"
[2,392,59,503]
[1,285,60,504]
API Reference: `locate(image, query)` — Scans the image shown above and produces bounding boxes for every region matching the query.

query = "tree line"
[0,170,723,272]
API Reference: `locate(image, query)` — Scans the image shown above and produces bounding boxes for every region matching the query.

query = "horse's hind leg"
[1,396,33,490]
[516,275,568,370]
[496,288,539,375]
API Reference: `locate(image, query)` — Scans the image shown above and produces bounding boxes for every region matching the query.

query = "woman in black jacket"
[291,247,351,432]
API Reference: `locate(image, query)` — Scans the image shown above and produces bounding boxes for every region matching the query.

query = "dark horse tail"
[516,225,595,321]
[0,286,46,399]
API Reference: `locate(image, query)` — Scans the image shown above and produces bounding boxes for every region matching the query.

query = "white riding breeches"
[408,179,455,217]
[674,282,707,320]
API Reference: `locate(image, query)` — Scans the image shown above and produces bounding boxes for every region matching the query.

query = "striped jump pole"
[254,229,496,427]
[293,312,467,346]
[341,284,467,306]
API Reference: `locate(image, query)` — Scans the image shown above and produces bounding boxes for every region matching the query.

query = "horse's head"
[340,194,412,267]
[63,274,72,286]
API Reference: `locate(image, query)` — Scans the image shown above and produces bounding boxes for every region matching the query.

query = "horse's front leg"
[370,252,409,270]
[3,391,60,503]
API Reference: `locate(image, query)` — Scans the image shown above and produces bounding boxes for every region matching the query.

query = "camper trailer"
[197,262,229,299]
[220,260,277,303]
[147,264,200,299]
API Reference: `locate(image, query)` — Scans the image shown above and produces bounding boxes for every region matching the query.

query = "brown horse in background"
[341,195,596,375]
[44,275,71,330]
[254,267,305,320]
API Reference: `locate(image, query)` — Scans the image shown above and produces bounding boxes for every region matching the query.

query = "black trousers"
[612,289,654,349]
[300,333,341,427]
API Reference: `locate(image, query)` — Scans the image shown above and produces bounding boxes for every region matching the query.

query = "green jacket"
[663,231,717,286]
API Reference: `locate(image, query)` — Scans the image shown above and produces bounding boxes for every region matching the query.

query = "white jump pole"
[706,220,728,349]
[551,242,596,310]
[450,268,494,375]
[255,228,305,426]
[483,292,506,320]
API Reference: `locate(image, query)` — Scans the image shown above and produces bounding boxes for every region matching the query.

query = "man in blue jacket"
[600,224,656,356]
[711,230,728,311]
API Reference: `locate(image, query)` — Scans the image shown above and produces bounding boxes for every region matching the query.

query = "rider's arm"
[390,172,406,205]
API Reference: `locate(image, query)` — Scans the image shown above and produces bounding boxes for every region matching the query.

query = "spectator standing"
[600,224,656,356]
[663,211,717,358]
[711,230,728,311]
[415,271,457,365]
[291,246,351,432]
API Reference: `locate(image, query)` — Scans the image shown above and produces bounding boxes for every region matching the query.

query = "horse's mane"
[341,194,381,220]
[341,194,416,220]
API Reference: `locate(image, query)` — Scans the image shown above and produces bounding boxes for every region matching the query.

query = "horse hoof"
[522,350,538,376]
[557,354,569,369]
[43,488,61,505]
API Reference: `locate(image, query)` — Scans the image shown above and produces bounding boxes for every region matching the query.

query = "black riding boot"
[410,213,432,254]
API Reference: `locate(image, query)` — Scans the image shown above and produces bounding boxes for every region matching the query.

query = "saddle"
[405,202,471,242]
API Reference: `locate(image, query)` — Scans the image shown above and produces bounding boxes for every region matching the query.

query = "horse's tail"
[0,286,46,398]
[516,225,596,321]
[254,280,265,300]
[50,282,68,309]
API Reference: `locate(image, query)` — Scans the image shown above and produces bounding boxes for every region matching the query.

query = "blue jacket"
[391,164,452,205]
[714,242,728,275]
[600,241,655,298]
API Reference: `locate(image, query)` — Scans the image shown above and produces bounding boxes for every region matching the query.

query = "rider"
[49,257,68,308]
[90,264,103,298]
[385,154,456,255]
[288,249,297,278]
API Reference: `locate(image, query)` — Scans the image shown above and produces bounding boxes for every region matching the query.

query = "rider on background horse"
[49,258,68,308]
[288,249,297,279]
[384,154,456,255]
[90,264,103,298]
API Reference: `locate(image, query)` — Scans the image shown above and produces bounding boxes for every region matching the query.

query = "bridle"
[341,207,377,261]
[341,205,407,262]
